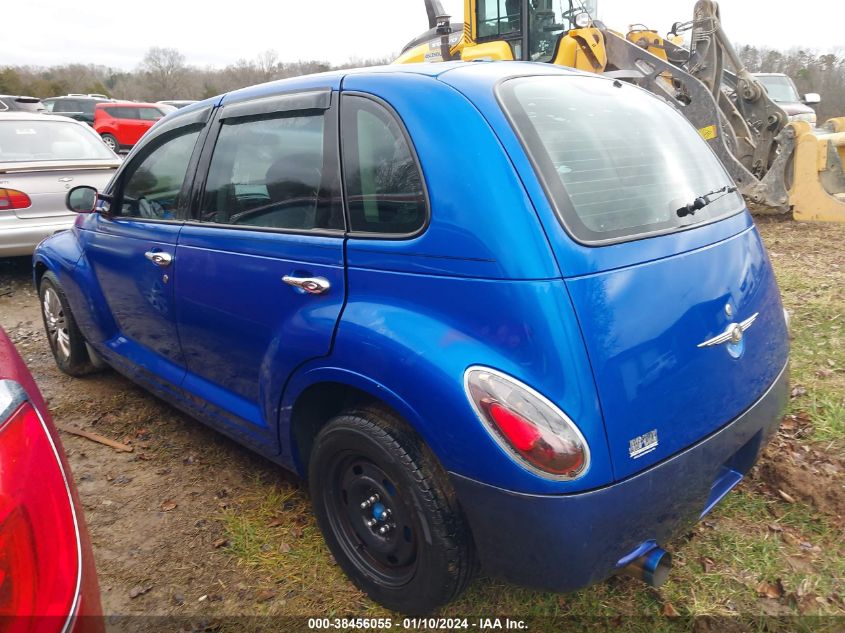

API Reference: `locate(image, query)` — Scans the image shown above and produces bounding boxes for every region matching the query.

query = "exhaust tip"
[622,546,672,588]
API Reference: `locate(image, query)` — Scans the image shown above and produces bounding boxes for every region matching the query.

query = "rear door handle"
[145,251,172,267]
[282,275,330,295]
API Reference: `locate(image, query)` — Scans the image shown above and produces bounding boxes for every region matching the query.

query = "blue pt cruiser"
[34,61,789,614]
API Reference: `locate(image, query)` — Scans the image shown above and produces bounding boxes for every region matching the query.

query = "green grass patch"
[758,219,845,446]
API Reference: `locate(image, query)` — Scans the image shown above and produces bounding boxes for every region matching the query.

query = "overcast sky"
[4,0,843,70]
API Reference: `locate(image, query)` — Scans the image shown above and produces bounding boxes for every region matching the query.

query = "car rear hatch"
[0,162,117,219]
[0,117,119,219]
[496,74,789,479]
[564,228,787,478]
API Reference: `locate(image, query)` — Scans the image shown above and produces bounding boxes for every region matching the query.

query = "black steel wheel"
[309,406,474,614]
[326,455,419,586]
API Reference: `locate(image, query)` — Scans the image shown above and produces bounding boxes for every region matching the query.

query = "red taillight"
[484,402,541,452]
[0,189,32,211]
[466,368,589,479]
[0,401,80,625]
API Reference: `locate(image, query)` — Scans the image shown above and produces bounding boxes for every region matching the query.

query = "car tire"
[100,133,118,152]
[39,272,97,377]
[309,406,475,614]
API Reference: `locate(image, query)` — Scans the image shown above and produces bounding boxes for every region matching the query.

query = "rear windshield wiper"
[676,185,738,218]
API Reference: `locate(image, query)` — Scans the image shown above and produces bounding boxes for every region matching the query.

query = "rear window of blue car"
[498,75,744,244]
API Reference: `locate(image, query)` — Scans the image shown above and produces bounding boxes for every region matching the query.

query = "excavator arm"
[600,27,793,210]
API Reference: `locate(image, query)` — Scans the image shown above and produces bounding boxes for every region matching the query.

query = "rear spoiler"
[0,160,121,174]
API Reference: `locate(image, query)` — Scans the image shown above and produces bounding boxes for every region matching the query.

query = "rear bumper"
[450,362,789,593]
[0,216,75,257]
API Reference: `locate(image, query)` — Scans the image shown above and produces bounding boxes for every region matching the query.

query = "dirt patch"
[755,434,845,521]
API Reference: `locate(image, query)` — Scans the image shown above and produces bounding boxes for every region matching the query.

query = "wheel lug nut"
[366,518,378,527]
[378,525,390,535]
[379,508,391,520]
[360,494,379,510]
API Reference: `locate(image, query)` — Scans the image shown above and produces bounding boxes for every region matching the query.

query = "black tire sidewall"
[310,414,462,614]
[101,134,118,151]
[39,273,92,376]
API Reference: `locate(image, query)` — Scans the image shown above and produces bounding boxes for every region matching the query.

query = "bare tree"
[139,47,187,100]
[256,50,280,82]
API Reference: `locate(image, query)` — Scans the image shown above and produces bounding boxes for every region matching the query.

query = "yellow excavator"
[396,0,845,222]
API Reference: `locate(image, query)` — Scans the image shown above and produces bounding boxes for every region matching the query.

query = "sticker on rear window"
[15,128,37,135]
[629,429,659,459]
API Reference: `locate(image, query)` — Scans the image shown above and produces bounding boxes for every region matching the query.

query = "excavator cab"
[397,0,598,66]
[474,0,592,62]
[396,0,845,222]
[468,0,595,62]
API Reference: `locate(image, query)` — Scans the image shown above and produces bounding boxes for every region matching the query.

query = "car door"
[77,107,210,390]
[134,107,163,144]
[174,89,346,450]
[113,107,140,145]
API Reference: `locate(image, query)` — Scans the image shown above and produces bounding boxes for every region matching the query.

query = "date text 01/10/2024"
[307,617,528,630]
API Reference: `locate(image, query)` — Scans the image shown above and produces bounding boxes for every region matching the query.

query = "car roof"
[45,95,109,100]
[96,101,162,108]
[179,61,588,118]
[0,112,84,123]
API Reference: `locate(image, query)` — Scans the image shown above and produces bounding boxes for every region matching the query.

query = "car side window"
[199,111,343,231]
[115,107,139,120]
[341,95,426,235]
[117,128,200,220]
[54,100,78,113]
[138,108,163,121]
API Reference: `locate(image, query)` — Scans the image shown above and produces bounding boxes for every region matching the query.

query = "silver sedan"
[0,112,121,256]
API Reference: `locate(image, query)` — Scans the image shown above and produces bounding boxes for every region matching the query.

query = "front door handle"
[282,275,330,295]
[145,251,172,267]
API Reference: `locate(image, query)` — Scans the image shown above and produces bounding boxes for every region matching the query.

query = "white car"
[0,112,121,256]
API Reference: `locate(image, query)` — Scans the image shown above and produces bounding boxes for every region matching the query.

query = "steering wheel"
[540,6,582,32]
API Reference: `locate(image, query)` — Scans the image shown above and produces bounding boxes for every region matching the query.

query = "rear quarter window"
[340,95,427,236]
[106,107,139,119]
[138,107,164,121]
[498,75,744,244]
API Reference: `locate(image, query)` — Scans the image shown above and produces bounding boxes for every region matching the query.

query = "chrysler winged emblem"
[697,313,759,349]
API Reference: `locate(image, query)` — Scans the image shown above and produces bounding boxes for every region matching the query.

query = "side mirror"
[803,92,821,105]
[66,185,98,213]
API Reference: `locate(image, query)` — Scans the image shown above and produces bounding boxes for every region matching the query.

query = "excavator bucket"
[790,118,845,222]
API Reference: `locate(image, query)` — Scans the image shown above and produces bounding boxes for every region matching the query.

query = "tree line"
[0,48,392,103]
[0,44,843,121]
